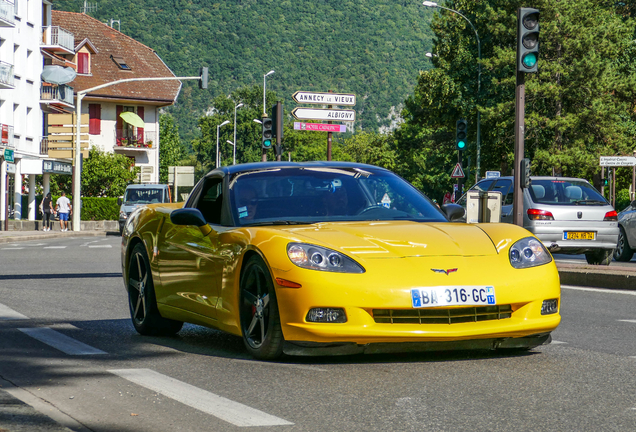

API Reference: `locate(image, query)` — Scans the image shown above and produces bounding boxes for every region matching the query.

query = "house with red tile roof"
[50,11,181,183]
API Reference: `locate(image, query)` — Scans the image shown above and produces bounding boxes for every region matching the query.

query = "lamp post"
[233,102,243,165]
[263,70,274,116]
[423,1,481,182]
[216,120,230,168]
[253,119,262,125]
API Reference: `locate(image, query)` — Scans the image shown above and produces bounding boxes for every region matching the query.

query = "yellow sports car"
[121,162,560,359]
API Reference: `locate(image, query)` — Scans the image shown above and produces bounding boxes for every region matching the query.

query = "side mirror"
[441,203,465,222]
[117,197,123,206]
[170,208,212,236]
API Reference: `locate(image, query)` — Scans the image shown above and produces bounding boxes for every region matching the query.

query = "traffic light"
[262,117,273,149]
[517,8,540,73]
[455,119,467,151]
[199,67,208,89]
[520,158,531,188]
[271,102,283,140]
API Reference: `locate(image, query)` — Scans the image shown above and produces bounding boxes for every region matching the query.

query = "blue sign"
[485,171,500,179]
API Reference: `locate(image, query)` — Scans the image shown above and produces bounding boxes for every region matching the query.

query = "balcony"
[40,83,74,108]
[0,61,14,88]
[40,137,49,155]
[41,26,75,55]
[114,130,157,152]
[0,0,15,27]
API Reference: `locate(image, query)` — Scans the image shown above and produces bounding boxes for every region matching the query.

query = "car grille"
[372,305,513,324]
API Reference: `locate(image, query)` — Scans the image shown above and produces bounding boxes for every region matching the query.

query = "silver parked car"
[613,200,636,261]
[458,176,619,265]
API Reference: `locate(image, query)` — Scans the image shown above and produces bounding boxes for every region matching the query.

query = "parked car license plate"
[411,286,496,308]
[563,231,595,240]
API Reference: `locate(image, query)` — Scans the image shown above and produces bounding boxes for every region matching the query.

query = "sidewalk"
[0,229,118,244]
[556,261,636,290]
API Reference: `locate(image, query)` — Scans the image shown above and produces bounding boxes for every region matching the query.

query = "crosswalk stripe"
[109,368,293,427]
[43,246,67,249]
[88,245,112,248]
[18,327,107,355]
[1,247,24,250]
[0,303,28,320]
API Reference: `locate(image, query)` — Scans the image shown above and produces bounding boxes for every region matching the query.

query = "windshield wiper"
[572,200,606,205]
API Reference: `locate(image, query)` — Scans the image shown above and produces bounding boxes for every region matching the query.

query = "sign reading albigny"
[291,107,356,122]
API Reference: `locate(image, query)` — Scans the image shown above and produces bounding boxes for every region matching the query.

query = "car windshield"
[124,189,163,204]
[528,179,607,205]
[229,167,446,225]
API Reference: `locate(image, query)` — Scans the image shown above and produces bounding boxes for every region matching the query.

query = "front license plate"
[563,231,595,240]
[411,286,496,308]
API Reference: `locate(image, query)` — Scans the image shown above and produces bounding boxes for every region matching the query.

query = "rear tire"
[585,249,613,266]
[239,255,284,360]
[128,243,183,336]
[613,226,634,262]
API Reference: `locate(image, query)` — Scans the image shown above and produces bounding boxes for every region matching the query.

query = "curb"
[557,264,636,291]
[0,388,74,432]
[0,231,119,244]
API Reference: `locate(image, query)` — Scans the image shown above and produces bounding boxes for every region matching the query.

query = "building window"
[77,52,89,74]
[88,104,101,135]
[111,55,131,70]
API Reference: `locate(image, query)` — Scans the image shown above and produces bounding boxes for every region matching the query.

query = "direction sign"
[485,170,500,179]
[294,122,347,132]
[291,107,356,122]
[600,156,636,167]
[292,91,356,106]
[451,163,465,178]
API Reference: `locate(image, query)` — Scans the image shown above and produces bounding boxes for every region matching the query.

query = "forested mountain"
[55,0,435,140]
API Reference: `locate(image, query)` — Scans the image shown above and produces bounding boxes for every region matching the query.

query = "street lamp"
[233,102,243,165]
[263,70,275,116]
[423,1,481,182]
[425,52,437,58]
[227,140,235,165]
[253,119,262,125]
[216,120,230,168]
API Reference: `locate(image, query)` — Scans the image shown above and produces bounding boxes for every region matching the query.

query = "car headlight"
[287,243,365,273]
[509,237,552,269]
[120,210,127,219]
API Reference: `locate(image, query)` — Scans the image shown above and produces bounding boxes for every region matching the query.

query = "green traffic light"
[523,52,538,68]
[457,141,466,149]
[263,139,272,148]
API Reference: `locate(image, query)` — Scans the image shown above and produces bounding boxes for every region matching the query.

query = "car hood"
[280,221,498,258]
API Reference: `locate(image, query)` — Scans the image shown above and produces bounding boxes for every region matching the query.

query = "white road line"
[1,247,24,250]
[562,285,636,296]
[551,340,567,344]
[109,368,293,427]
[618,320,636,324]
[18,327,107,355]
[43,246,67,249]
[0,303,28,320]
[88,244,112,248]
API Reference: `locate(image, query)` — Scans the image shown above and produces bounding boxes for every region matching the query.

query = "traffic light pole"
[457,150,463,202]
[513,71,525,227]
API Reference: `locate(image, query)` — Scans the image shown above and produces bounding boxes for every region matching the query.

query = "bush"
[616,189,632,212]
[21,195,118,221]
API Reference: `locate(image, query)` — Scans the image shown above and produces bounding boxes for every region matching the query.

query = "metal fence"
[0,61,14,87]
[41,26,74,52]
[40,84,74,105]
[0,0,14,24]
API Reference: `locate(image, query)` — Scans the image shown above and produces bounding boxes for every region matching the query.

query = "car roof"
[480,176,591,182]
[204,161,389,178]
[125,184,169,189]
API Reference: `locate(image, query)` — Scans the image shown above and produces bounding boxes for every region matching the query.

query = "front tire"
[585,249,613,266]
[239,255,284,360]
[613,226,634,262]
[128,243,183,336]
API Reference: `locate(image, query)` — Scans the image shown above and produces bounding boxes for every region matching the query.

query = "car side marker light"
[275,278,302,288]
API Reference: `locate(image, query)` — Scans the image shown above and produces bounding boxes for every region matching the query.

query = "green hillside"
[55,0,434,140]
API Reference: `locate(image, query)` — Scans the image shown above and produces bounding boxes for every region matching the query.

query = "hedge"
[22,195,119,221]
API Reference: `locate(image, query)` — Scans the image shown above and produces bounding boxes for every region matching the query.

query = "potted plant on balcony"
[120,138,128,146]
[145,140,153,148]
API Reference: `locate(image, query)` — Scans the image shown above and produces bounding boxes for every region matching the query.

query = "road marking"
[562,285,636,296]
[88,244,112,248]
[551,340,567,344]
[43,246,67,249]
[618,320,636,324]
[18,327,107,355]
[109,368,293,427]
[0,303,28,320]
[1,247,24,250]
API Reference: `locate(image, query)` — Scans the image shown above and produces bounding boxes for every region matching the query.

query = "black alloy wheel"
[584,248,614,266]
[239,255,284,360]
[613,226,634,262]
[128,243,183,336]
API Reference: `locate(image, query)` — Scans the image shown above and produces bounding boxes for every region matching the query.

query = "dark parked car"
[614,200,636,261]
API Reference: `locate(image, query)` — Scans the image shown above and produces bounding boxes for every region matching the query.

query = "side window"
[492,179,513,205]
[195,178,224,224]
[471,179,495,192]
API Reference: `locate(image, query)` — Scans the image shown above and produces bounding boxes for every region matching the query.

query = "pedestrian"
[39,192,54,231]
[55,191,72,232]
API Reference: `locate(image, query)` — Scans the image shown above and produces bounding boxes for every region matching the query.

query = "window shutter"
[137,106,144,144]
[78,53,89,74]
[88,104,101,135]
[116,105,123,144]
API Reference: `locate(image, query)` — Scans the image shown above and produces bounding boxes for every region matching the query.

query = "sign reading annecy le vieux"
[294,122,347,133]
[291,107,356,122]
[292,91,356,106]
[600,156,636,167]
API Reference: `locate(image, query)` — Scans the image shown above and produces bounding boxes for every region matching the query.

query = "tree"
[397,0,636,195]
[81,147,138,197]
[159,114,187,183]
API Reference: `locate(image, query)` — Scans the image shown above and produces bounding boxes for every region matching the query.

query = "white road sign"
[292,91,356,106]
[600,156,636,167]
[291,107,356,122]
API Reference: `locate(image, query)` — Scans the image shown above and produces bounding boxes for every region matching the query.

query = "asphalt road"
[1,236,636,431]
